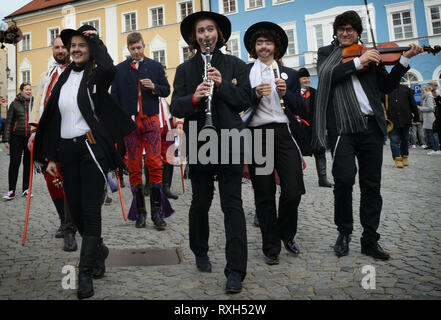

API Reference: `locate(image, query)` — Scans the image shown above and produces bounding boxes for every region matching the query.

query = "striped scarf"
[312,46,367,150]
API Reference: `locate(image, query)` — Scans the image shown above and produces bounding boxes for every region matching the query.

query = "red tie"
[44,69,59,108]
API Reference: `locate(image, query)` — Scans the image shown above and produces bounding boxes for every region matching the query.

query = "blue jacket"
[111,57,170,116]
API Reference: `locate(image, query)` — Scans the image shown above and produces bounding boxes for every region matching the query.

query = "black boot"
[77,236,100,299]
[63,232,78,252]
[144,165,150,196]
[134,184,147,228]
[162,163,178,200]
[53,198,65,238]
[92,238,109,279]
[315,153,333,188]
[150,184,167,230]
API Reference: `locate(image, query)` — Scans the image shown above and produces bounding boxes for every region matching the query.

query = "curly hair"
[248,28,281,59]
[333,10,363,38]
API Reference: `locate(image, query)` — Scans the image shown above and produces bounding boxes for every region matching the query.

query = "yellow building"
[4,0,210,96]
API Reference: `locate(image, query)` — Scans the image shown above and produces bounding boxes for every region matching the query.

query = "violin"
[342,42,441,66]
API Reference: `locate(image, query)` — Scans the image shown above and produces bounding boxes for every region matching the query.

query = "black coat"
[33,35,136,172]
[317,43,410,137]
[170,49,252,165]
[111,57,170,116]
[4,95,33,142]
[244,63,312,156]
[386,84,419,128]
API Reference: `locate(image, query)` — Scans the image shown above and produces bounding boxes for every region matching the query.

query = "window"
[430,6,441,34]
[400,71,419,86]
[153,50,166,65]
[392,11,413,39]
[314,25,323,49]
[360,18,369,43]
[182,46,190,61]
[21,34,30,51]
[246,0,263,10]
[220,0,237,15]
[178,1,193,22]
[48,28,59,46]
[273,0,294,5]
[150,6,164,27]
[285,29,296,55]
[123,12,137,32]
[227,38,239,57]
[22,70,30,84]
[81,19,100,34]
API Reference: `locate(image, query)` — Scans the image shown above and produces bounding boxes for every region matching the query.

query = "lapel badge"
[281,72,288,80]
[231,78,237,85]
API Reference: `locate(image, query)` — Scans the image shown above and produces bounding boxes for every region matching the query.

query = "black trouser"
[8,134,30,192]
[59,135,107,237]
[249,124,304,257]
[331,116,384,246]
[189,163,247,280]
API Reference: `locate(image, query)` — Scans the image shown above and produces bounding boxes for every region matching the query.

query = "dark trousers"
[249,124,304,257]
[8,134,30,192]
[331,117,384,246]
[389,127,410,159]
[59,136,107,237]
[189,163,247,279]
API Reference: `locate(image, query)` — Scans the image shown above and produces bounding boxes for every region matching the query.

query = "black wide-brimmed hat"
[60,24,97,46]
[244,21,288,59]
[298,68,310,78]
[180,11,231,49]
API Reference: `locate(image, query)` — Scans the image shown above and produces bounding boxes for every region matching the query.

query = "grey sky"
[1,0,33,21]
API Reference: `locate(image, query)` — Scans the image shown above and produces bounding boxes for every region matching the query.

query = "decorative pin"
[281,72,288,80]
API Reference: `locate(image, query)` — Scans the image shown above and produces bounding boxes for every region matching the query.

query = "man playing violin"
[312,10,423,260]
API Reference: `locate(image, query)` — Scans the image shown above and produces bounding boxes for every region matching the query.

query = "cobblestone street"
[0,142,440,300]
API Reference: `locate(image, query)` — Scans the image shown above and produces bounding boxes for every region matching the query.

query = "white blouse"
[58,70,91,139]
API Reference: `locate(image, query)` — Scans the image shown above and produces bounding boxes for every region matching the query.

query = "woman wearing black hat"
[241,21,305,266]
[33,25,135,299]
[170,11,252,294]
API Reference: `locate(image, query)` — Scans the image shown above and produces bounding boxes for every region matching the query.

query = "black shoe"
[136,212,146,228]
[334,233,351,257]
[253,214,259,227]
[361,242,390,260]
[284,240,300,255]
[263,254,279,265]
[63,232,78,252]
[92,238,109,279]
[162,164,178,200]
[152,213,167,230]
[318,177,333,188]
[55,224,65,238]
[196,256,212,272]
[225,271,242,294]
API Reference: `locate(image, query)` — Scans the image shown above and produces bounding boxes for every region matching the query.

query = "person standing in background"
[3,83,33,201]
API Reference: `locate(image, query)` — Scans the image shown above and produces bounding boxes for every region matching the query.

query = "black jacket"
[244,63,311,156]
[386,84,419,128]
[170,49,252,165]
[33,34,136,172]
[4,95,33,142]
[111,57,170,116]
[317,43,410,137]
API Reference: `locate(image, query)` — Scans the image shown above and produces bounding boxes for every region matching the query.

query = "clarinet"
[272,63,286,110]
[202,42,215,129]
